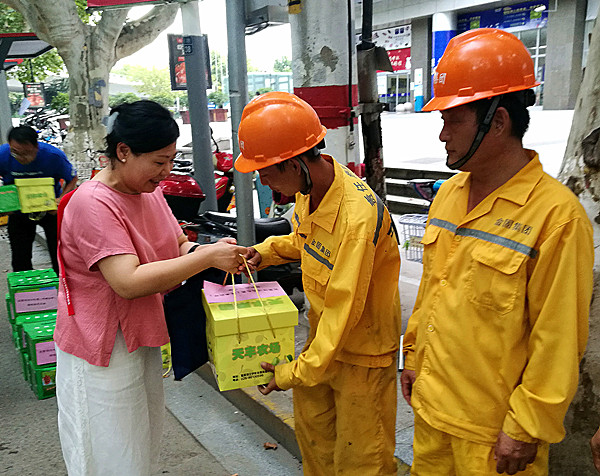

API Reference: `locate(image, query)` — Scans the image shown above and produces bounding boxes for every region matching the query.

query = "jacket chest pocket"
[301,243,333,293]
[465,244,528,315]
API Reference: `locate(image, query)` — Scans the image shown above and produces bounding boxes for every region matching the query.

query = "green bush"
[50,92,69,114]
[108,92,140,108]
[207,90,229,108]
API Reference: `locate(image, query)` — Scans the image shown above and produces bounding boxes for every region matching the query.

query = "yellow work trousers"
[411,413,549,476]
[293,360,398,476]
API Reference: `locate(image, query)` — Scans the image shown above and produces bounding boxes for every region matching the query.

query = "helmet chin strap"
[296,156,313,195]
[447,96,501,170]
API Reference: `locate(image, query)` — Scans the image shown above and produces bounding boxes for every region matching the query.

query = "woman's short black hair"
[7,125,38,146]
[467,90,535,140]
[105,100,179,160]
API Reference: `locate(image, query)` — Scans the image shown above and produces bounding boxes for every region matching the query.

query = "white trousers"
[56,330,164,476]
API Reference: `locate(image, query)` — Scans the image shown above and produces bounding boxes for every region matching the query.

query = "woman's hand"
[206,241,247,274]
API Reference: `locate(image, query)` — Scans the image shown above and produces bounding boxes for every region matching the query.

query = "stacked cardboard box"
[6,269,58,399]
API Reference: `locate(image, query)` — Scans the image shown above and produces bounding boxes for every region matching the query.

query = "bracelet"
[187,243,200,254]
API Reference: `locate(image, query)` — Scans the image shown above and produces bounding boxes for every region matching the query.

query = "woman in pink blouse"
[54,100,244,475]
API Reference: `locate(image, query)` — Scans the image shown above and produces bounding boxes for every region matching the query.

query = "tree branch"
[3,0,85,53]
[114,4,179,62]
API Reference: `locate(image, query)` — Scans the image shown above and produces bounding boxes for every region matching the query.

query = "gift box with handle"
[202,279,298,391]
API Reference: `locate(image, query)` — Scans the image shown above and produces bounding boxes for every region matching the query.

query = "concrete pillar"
[290,0,359,165]
[544,0,587,110]
[411,17,432,112]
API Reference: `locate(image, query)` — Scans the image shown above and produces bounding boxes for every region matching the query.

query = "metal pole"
[226,0,255,246]
[181,0,218,212]
[357,0,386,201]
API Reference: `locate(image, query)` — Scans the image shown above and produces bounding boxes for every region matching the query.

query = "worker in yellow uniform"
[401,28,593,475]
[236,91,401,475]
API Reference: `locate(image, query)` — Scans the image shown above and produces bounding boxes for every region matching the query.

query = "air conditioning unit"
[245,0,289,35]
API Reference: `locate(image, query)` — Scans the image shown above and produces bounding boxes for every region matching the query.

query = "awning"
[0,33,53,71]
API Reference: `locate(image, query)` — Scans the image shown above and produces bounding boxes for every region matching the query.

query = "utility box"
[203,280,297,391]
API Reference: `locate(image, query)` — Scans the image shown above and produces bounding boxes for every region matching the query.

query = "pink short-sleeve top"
[54,180,183,366]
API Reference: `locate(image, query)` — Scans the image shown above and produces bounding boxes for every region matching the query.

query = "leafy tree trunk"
[551,9,600,476]
[2,0,178,177]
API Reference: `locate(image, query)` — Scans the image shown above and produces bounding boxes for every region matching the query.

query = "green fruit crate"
[15,311,56,351]
[0,184,20,213]
[29,364,56,400]
[7,269,58,321]
[23,321,56,368]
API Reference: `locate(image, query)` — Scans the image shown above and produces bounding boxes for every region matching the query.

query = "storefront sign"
[23,83,45,108]
[385,48,411,72]
[458,0,548,33]
[372,25,411,50]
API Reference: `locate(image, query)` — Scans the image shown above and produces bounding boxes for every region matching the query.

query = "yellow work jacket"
[403,151,593,445]
[255,155,401,390]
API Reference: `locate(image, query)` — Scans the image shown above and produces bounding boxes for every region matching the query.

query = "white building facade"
[356,0,597,111]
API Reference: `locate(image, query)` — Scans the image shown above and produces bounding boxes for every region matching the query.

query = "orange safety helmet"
[422,28,540,112]
[235,91,327,173]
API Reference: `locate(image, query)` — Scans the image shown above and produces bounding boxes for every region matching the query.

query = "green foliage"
[8,92,24,117]
[108,92,140,107]
[273,56,292,72]
[44,78,69,105]
[247,59,260,72]
[249,87,273,100]
[211,51,227,91]
[114,65,173,96]
[50,92,70,114]
[177,93,189,109]
[149,93,175,109]
[207,90,229,108]
[0,5,66,82]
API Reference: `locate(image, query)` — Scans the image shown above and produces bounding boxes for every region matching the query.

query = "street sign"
[168,34,212,91]
[23,83,46,108]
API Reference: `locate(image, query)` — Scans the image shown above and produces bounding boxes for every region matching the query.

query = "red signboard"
[386,48,411,72]
[87,0,160,7]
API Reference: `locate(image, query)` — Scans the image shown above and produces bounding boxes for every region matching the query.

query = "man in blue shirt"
[0,126,77,273]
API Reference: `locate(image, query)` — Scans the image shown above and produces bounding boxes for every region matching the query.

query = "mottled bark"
[550,9,600,476]
[2,0,178,174]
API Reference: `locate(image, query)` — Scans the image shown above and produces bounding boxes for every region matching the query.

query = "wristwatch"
[187,243,200,254]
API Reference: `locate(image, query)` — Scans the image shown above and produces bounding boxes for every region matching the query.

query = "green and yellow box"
[15,311,56,351]
[21,351,30,382]
[5,292,13,323]
[14,177,57,213]
[23,321,56,368]
[202,280,298,392]
[7,269,58,322]
[0,184,20,213]
[29,363,56,400]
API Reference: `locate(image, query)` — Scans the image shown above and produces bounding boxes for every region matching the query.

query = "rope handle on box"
[224,255,276,343]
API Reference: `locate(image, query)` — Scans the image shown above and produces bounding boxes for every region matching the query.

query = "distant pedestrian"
[0,125,77,274]
[54,100,245,476]
[401,28,593,475]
